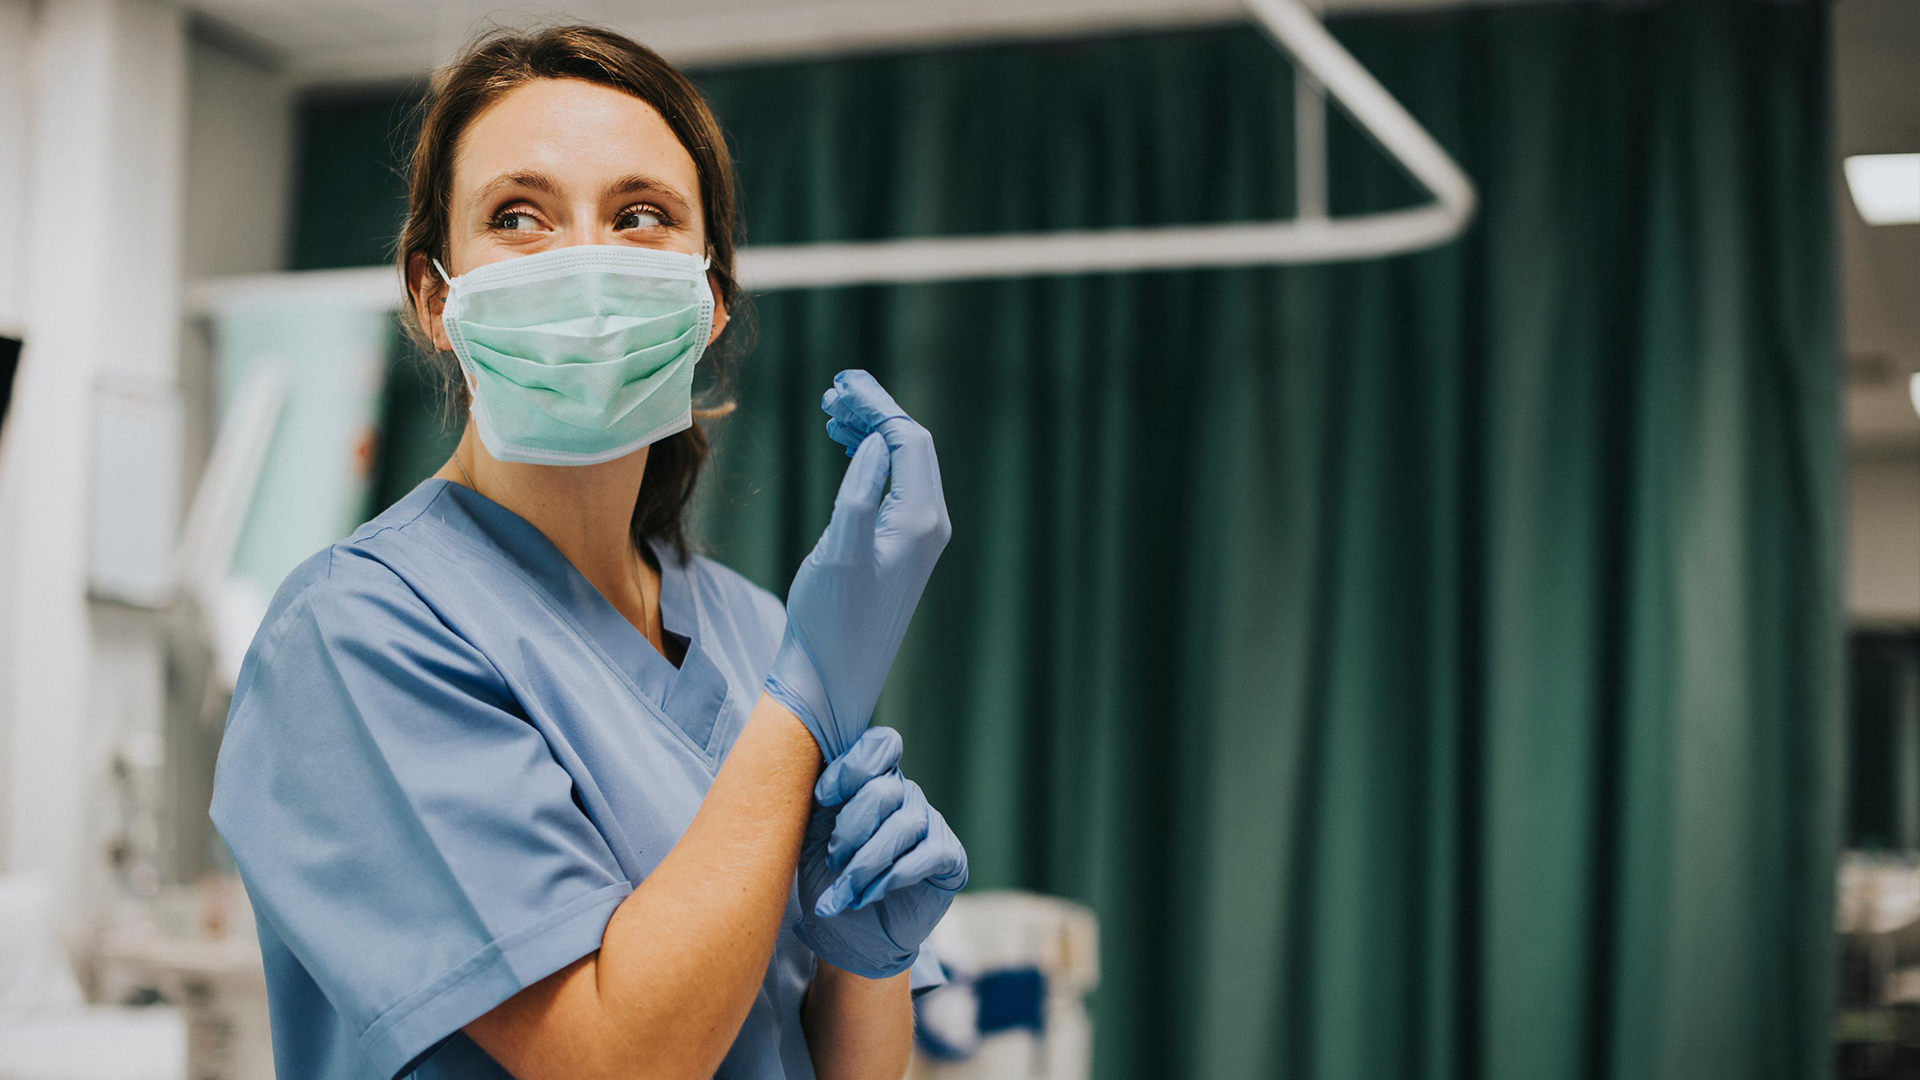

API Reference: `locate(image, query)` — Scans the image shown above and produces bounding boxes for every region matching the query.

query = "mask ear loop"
[429,258,482,401]
[702,249,729,335]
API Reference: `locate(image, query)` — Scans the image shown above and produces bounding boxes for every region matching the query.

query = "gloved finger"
[827,769,907,872]
[803,797,836,851]
[824,371,945,533]
[816,433,888,562]
[823,370,909,434]
[820,385,860,426]
[871,418,948,550]
[819,387,874,448]
[824,418,866,457]
[820,384,860,420]
[816,797,929,917]
[815,727,903,808]
[827,379,939,537]
[849,837,968,909]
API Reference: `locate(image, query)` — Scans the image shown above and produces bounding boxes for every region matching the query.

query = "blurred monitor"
[0,335,18,439]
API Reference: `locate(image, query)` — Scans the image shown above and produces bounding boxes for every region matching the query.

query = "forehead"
[451,77,700,203]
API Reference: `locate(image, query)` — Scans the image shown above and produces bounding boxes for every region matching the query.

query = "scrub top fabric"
[210,478,817,1080]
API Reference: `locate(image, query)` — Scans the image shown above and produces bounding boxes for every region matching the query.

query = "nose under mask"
[436,245,717,466]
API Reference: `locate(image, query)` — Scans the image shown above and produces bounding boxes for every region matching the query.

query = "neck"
[435,427,657,631]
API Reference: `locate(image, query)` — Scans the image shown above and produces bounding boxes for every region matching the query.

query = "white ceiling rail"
[186,0,1475,316]
[733,0,1477,290]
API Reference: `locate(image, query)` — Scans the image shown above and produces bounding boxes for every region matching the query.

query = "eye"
[615,203,669,231]
[488,204,544,232]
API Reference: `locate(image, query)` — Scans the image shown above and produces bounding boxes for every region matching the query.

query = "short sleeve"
[908,947,948,996]
[210,550,632,1079]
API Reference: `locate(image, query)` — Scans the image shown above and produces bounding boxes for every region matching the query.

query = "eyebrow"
[602,173,695,216]
[472,170,560,204]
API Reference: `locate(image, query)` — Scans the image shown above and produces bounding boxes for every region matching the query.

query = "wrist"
[813,955,914,987]
[750,691,824,766]
[765,632,840,759]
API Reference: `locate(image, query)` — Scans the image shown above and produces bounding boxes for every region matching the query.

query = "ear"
[408,252,453,353]
[706,268,730,348]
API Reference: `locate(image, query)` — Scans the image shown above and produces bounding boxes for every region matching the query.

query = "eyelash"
[486,202,673,230]
[617,202,672,228]
[486,203,539,231]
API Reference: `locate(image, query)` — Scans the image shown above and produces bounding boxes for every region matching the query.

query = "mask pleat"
[439,244,715,460]
[459,305,701,363]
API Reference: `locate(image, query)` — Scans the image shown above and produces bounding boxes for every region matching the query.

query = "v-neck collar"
[415,478,733,758]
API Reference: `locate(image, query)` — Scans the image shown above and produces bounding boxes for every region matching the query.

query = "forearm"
[803,959,913,1080]
[467,693,820,1080]
[594,695,819,1063]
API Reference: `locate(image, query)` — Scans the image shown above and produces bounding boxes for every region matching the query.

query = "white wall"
[164,29,297,899]
[0,0,188,950]
[1850,453,1920,625]
[0,0,33,873]
[0,3,29,339]
[178,26,295,595]
[0,0,298,953]
[184,34,293,280]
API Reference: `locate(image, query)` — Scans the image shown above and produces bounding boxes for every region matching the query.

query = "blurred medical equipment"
[0,334,18,435]
[89,380,187,608]
[1838,853,1920,1075]
[65,301,381,1080]
[172,363,289,693]
[198,307,388,657]
[907,891,1099,1080]
[186,0,1476,320]
[94,887,274,1080]
[0,873,188,1080]
[82,360,285,924]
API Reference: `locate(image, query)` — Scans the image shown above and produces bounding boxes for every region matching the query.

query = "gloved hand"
[765,370,951,761]
[795,726,967,979]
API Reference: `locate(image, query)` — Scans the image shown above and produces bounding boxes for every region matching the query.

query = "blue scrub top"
[210,478,819,1080]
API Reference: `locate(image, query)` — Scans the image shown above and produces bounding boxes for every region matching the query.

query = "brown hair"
[396,24,746,558]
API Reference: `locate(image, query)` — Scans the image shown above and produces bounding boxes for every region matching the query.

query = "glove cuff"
[793,918,917,980]
[765,629,838,759]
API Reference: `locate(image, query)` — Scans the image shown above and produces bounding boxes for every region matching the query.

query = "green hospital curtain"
[327,2,1839,1077]
[688,4,1840,1080]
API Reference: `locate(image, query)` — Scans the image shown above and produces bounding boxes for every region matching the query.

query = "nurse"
[210,24,965,1080]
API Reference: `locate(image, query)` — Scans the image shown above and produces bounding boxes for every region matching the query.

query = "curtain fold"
[684,3,1839,1078]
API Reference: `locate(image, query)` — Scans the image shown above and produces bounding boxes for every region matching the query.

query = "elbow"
[582,1007,748,1080]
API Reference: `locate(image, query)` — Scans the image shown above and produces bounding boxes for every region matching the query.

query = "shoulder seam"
[348,480,451,553]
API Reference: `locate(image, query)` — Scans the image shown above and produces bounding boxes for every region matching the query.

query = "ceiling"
[187,0,1917,452]
[185,0,1567,82]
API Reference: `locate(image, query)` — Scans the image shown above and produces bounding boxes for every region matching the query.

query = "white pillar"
[0,0,187,946]
[0,1,30,339]
[0,0,35,874]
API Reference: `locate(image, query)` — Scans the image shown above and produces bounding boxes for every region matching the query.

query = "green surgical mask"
[436,245,716,466]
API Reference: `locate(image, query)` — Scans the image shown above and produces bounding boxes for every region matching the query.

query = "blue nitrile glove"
[795,726,967,979]
[822,370,908,456]
[765,370,951,761]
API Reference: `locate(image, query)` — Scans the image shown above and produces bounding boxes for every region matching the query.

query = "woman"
[210,25,965,1080]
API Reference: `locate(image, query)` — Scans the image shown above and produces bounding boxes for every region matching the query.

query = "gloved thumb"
[816,726,904,807]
